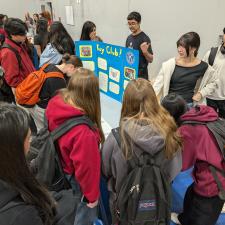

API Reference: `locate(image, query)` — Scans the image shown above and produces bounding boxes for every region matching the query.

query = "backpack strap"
[40,63,50,71]
[1,43,22,69]
[111,127,121,147]
[111,127,140,168]
[51,115,95,141]
[209,165,225,201]
[208,47,218,66]
[181,120,207,126]
[45,71,65,79]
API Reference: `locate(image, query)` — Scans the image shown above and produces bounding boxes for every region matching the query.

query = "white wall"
[2,0,225,79]
[0,0,39,19]
[48,0,225,79]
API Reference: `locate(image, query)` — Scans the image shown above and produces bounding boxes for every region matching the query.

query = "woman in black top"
[34,18,49,57]
[0,103,56,225]
[153,32,217,105]
[80,21,102,42]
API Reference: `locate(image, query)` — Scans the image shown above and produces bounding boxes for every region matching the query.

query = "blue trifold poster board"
[75,41,139,102]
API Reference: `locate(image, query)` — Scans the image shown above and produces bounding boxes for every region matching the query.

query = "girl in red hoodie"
[46,68,105,225]
[162,93,225,225]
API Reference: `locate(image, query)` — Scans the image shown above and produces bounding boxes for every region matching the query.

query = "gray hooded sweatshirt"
[101,122,182,222]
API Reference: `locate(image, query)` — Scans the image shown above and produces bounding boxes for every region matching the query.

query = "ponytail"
[62,54,83,68]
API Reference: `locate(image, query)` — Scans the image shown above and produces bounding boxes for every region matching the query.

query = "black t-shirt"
[169,61,208,103]
[126,31,153,79]
[34,34,48,52]
[37,64,66,109]
[33,34,41,46]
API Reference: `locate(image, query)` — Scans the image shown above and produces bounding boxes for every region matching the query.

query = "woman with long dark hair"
[49,21,75,55]
[40,21,75,67]
[34,18,49,57]
[80,21,102,41]
[0,103,56,225]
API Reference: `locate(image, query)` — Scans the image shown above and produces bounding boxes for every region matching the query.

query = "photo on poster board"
[80,45,93,58]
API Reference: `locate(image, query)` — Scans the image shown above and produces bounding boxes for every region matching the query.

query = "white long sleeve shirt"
[203,46,225,100]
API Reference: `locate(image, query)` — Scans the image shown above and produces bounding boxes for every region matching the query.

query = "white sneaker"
[171,212,181,224]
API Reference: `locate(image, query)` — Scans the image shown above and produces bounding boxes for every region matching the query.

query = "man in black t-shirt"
[126,11,153,80]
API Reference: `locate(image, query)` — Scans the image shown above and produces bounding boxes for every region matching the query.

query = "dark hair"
[0,14,5,27]
[0,103,56,225]
[36,18,48,51]
[33,13,39,23]
[161,93,188,126]
[127,11,141,23]
[62,53,83,68]
[176,31,200,57]
[4,18,28,36]
[0,34,5,45]
[223,27,225,34]
[49,21,75,54]
[80,21,96,40]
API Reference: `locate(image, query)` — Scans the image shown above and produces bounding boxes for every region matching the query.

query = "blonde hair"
[120,78,182,159]
[59,68,104,143]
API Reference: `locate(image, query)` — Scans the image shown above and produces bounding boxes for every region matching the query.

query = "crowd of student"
[0,9,224,225]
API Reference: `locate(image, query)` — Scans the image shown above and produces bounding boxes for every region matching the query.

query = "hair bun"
[62,53,71,63]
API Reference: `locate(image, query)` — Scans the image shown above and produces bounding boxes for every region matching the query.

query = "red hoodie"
[179,105,225,197]
[46,95,101,203]
[0,38,35,87]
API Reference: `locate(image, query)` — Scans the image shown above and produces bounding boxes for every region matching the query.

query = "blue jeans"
[66,175,98,225]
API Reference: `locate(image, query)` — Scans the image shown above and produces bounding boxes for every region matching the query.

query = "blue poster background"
[75,41,139,102]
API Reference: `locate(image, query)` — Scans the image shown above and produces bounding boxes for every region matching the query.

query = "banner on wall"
[75,41,139,102]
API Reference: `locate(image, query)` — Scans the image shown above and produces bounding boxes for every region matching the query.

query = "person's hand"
[90,31,96,41]
[140,42,150,54]
[192,92,202,102]
[87,199,98,208]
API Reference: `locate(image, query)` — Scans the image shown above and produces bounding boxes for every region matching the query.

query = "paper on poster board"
[82,61,95,71]
[99,72,108,92]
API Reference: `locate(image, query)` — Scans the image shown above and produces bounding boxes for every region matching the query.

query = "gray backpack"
[28,115,94,192]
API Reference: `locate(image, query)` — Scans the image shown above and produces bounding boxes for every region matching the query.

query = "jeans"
[66,175,98,225]
[28,105,45,132]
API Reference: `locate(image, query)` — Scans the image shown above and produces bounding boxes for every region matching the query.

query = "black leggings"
[178,184,224,225]
[207,98,225,119]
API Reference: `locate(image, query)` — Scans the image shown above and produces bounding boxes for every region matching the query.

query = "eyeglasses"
[127,22,138,27]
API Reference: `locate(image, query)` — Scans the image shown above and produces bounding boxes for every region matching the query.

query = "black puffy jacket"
[0,180,43,225]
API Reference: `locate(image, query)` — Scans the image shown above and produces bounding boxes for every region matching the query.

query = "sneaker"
[171,212,181,224]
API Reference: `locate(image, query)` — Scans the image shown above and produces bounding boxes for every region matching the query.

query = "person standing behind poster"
[126,11,153,80]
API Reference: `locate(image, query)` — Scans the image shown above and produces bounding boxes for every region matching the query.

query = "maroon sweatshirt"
[46,95,101,203]
[179,105,225,197]
[0,38,35,87]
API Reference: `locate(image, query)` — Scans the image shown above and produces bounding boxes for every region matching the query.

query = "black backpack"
[182,118,225,201]
[0,43,22,103]
[28,115,94,192]
[208,47,218,66]
[112,127,171,225]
